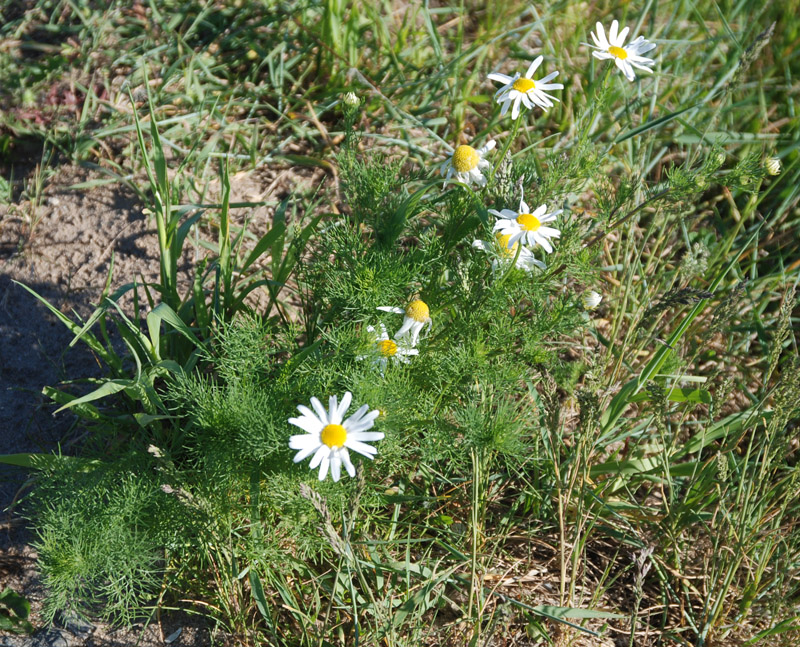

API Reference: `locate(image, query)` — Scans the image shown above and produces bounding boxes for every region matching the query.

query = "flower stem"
[491,117,522,181]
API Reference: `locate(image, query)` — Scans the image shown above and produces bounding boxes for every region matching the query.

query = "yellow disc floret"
[494,232,519,257]
[516,213,541,232]
[452,145,480,173]
[405,299,430,322]
[608,45,628,60]
[320,423,347,449]
[512,78,536,93]
[378,339,398,357]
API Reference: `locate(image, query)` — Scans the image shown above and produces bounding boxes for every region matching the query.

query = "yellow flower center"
[405,299,430,322]
[452,145,479,173]
[512,77,536,93]
[608,45,628,60]
[378,339,398,357]
[494,232,519,258]
[320,423,347,449]
[516,213,541,232]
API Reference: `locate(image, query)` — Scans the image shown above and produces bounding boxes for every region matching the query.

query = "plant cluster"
[1,3,799,646]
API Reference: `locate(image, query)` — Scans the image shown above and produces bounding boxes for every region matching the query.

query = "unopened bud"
[582,290,603,310]
[765,157,781,176]
[343,91,360,107]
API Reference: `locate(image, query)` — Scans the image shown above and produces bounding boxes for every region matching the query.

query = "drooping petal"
[309,444,330,470]
[318,454,330,481]
[341,448,356,477]
[330,453,342,482]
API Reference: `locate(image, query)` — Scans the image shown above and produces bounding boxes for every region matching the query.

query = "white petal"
[309,397,329,425]
[345,439,378,458]
[538,71,559,83]
[593,51,613,61]
[478,140,496,154]
[330,453,342,482]
[309,444,330,470]
[288,415,321,434]
[533,233,553,253]
[511,96,522,120]
[328,395,339,422]
[616,25,630,47]
[318,454,330,481]
[349,431,385,442]
[293,442,320,463]
[538,226,561,238]
[609,20,619,46]
[289,433,318,450]
[488,72,512,84]
[341,448,356,477]
[532,204,547,217]
[595,22,610,49]
[526,55,543,78]
[336,391,352,423]
[377,306,404,314]
[473,239,490,251]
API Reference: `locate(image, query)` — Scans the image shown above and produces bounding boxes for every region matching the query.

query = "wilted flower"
[440,140,496,188]
[357,322,419,373]
[377,300,432,346]
[472,232,546,273]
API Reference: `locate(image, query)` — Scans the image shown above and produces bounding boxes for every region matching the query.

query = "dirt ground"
[0,162,323,645]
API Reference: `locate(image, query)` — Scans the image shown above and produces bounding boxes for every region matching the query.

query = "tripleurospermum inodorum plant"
[4,2,798,646]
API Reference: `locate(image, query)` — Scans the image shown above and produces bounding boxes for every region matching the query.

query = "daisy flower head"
[288,392,383,482]
[588,20,656,82]
[377,299,432,346]
[472,232,546,273]
[440,140,496,189]
[491,193,561,253]
[488,56,564,119]
[357,322,419,373]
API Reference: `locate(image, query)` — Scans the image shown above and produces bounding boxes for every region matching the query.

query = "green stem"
[491,117,522,181]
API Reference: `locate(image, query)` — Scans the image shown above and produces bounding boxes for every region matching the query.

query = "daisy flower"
[377,300,432,346]
[588,20,657,82]
[472,232,546,273]
[288,392,383,482]
[491,192,561,253]
[356,322,419,373]
[440,140,496,188]
[488,55,564,119]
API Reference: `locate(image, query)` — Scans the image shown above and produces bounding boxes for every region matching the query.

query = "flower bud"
[765,157,781,176]
[582,290,603,310]
[343,91,360,107]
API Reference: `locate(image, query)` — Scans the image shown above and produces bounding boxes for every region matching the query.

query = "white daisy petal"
[318,454,330,481]
[309,397,329,425]
[289,433,318,450]
[288,415,321,434]
[346,439,379,458]
[309,444,329,470]
[349,431,385,442]
[341,448,356,477]
[330,453,341,482]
